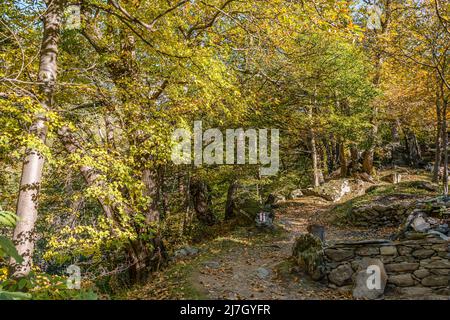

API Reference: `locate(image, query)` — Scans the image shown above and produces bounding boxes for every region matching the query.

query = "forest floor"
[120,169,436,300]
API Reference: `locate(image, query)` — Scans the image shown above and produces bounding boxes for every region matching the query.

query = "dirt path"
[192,197,393,300]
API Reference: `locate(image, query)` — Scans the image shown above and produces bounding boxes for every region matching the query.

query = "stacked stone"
[350,199,416,228]
[323,235,449,298]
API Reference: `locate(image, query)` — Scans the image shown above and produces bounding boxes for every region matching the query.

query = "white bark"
[12,0,64,277]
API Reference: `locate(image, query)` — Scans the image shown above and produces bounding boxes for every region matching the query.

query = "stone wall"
[348,194,427,228]
[323,234,449,298]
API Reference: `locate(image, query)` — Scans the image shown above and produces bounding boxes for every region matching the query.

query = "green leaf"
[0,290,32,300]
[0,236,23,263]
[17,278,27,290]
[0,211,17,228]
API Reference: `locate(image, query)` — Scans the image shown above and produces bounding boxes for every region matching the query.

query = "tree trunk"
[404,128,422,167]
[12,0,63,277]
[190,177,216,225]
[339,142,347,178]
[225,180,238,220]
[309,91,321,187]
[142,168,160,224]
[443,95,448,197]
[392,118,401,143]
[349,144,359,174]
[310,129,321,187]
[433,83,443,182]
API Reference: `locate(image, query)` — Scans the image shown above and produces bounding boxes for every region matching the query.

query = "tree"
[12,0,65,277]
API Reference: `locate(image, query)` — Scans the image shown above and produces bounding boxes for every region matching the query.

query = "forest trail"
[189,196,392,300]
[191,198,341,300]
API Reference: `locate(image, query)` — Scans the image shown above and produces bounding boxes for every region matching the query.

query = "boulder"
[352,258,387,300]
[290,189,303,199]
[292,234,325,280]
[302,179,351,202]
[328,264,353,286]
[409,214,431,232]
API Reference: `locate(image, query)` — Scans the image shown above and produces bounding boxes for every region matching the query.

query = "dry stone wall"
[348,194,430,228]
[323,234,449,298]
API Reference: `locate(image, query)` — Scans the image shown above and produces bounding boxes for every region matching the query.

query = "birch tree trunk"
[309,89,321,187]
[442,95,448,197]
[12,0,64,277]
[433,82,443,182]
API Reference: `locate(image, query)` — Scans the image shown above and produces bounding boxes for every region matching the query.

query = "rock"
[185,246,199,256]
[174,248,188,257]
[426,230,449,241]
[292,234,324,279]
[403,232,427,240]
[434,288,450,296]
[328,264,353,286]
[435,224,449,235]
[420,259,450,269]
[380,246,397,256]
[355,246,379,256]
[421,275,449,287]
[352,258,387,300]
[411,249,435,259]
[396,287,433,297]
[388,274,415,287]
[411,215,431,232]
[431,243,448,252]
[413,269,430,279]
[203,261,220,269]
[430,268,450,275]
[385,262,419,272]
[325,248,354,262]
[256,267,271,279]
[290,189,303,199]
[397,246,412,255]
[302,179,351,202]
